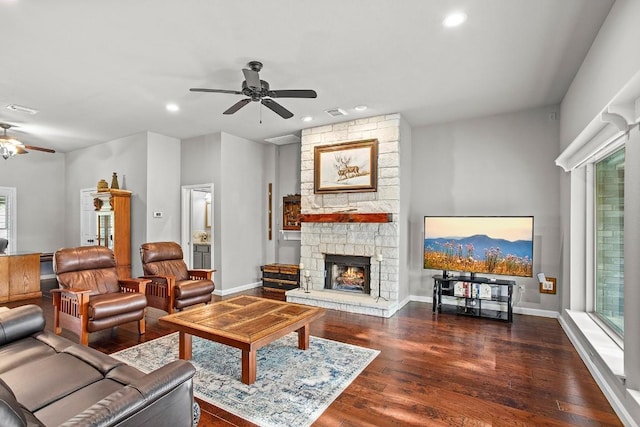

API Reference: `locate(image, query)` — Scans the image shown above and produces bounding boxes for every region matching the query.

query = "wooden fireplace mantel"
[298,213,392,223]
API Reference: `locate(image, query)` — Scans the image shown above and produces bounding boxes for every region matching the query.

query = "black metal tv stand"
[432,274,514,322]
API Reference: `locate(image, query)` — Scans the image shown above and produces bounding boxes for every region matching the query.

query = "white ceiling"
[0,0,614,153]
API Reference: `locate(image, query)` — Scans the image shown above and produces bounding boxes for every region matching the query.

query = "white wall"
[409,106,562,313]
[558,1,640,423]
[0,152,65,253]
[560,0,640,148]
[146,132,181,243]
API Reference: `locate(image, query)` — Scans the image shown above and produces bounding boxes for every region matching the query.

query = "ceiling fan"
[0,123,56,160]
[190,61,317,119]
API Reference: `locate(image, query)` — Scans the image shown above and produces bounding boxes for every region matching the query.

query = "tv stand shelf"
[432,275,514,323]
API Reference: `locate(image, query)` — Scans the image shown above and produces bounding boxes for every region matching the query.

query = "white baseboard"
[513,306,559,318]
[213,281,262,296]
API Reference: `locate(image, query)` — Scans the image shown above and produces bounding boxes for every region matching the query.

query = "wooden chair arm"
[187,269,216,280]
[50,288,93,296]
[118,278,151,294]
[140,275,176,284]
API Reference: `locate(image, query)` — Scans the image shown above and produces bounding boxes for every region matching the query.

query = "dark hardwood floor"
[5,288,621,426]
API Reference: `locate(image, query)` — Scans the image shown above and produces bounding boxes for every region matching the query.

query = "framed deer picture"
[313,139,378,194]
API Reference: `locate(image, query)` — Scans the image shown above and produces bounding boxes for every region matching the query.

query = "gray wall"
[64,131,181,276]
[409,106,562,313]
[146,132,181,243]
[398,117,412,303]
[181,132,221,284]
[219,132,269,290]
[276,142,301,264]
[181,132,269,292]
[0,152,65,254]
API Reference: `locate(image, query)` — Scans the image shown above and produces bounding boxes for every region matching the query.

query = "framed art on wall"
[314,139,378,194]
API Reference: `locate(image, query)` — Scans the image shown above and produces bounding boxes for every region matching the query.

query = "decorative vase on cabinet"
[91,189,131,279]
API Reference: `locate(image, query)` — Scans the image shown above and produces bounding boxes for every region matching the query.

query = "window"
[594,148,624,336]
[0,195,7,239]
[0,187,16,252]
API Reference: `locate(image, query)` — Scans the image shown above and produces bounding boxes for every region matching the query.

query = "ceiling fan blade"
[24,145,55,153]
[223,98,252,115]
[268,89,317,99]
[261,99,293,119]
[15,146,28,154]
[242,68,261,89]
[190,88,243,95]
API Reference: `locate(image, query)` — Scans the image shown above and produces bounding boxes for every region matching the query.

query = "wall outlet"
[153,211,163,218]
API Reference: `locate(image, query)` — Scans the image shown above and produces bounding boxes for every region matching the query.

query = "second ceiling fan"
[190,61,317,119]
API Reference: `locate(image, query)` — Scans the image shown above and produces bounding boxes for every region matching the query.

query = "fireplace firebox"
[324,254,371,294]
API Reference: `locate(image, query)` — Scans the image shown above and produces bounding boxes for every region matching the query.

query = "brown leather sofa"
[52,246,149,345]
[0,304,198,427]
[140,242,214,314]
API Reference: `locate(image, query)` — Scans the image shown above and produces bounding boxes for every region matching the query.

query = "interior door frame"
[181,183,214,268]
[79,188,98,246]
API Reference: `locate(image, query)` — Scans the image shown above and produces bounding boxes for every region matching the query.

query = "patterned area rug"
[111,332,379,427]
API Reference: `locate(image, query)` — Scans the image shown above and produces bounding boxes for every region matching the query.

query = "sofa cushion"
[0,337,57,375]
[145,260,189,281]
[0,305,45,346]
[0,377,27,427]
[175,279,214,299]
[1,353,103,412]
[54,246,121,294]
[140,242,190,281]
[33,379,124,427]
[88,293,148,320]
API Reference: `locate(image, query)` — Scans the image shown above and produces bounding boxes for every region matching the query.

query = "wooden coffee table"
[158,295,325,384]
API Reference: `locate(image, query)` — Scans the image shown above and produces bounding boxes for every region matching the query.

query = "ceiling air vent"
[324,108,348,117]
[6,104,39,115]
[264,134,301,145]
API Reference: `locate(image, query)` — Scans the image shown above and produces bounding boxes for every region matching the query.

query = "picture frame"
[314,139,378,194]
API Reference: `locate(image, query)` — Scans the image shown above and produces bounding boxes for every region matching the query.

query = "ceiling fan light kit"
[0,123,55,160]
[190,61,317,119]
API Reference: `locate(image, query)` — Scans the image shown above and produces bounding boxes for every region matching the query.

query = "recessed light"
[166,103,180,112]
[301,116,313,122]
[354,105,368,112]
[443,12,467,28]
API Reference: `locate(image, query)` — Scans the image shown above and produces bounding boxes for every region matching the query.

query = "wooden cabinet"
[282,195,301,230]
[0,252,41,303]
[92,189,131,279]
[261,263,300,291]
[193,244,211,269]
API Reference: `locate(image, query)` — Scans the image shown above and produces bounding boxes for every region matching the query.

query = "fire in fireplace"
[324,254,371,294]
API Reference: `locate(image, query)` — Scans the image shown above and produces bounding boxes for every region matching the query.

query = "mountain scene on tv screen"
[424,234,533,277]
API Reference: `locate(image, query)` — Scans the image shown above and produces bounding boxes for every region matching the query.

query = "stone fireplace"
[324,254,371,294]
[286,113,409,318]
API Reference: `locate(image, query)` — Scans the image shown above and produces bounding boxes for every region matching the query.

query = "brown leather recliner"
[140,241,215,314]
[52,245,149,345]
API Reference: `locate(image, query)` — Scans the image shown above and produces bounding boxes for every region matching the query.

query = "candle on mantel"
[304,270,311,277]
[299,262,304,270]
[376,252,383,262]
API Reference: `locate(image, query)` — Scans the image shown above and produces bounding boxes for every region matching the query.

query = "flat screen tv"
[424,216,534,278]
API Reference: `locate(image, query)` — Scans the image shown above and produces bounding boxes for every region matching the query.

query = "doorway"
[181,184,214,269]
